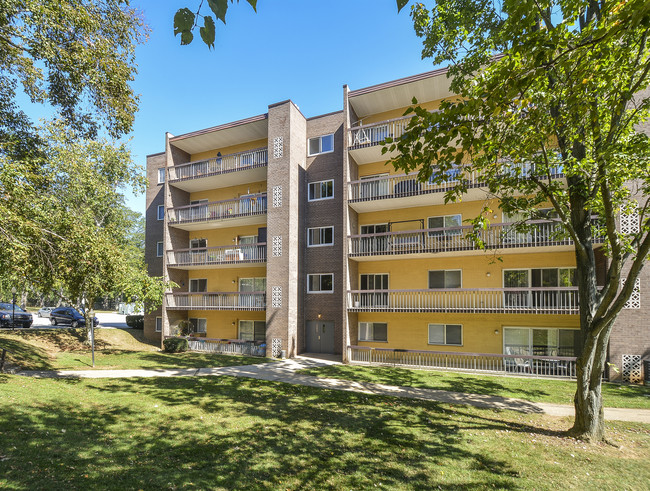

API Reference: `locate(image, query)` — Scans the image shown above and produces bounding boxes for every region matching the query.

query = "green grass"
[0,328,272,371]
[0,374,648,490]
[297,365,650,409]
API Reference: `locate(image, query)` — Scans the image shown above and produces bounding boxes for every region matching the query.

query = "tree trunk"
[570,325,611,441]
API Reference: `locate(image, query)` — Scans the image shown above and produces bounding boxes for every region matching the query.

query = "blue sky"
[126,0,440,213]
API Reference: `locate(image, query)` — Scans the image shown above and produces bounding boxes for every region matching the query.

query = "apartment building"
[144,69,649,381]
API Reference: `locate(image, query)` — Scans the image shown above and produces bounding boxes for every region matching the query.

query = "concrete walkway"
[18,356,650,424]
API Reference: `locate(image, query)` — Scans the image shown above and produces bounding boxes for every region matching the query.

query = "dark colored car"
[50,307,99,328]
[0,302,33,328]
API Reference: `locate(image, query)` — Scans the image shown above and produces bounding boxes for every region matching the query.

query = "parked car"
[49,307,99,328]
[0,302,33,328]
[38,307,54,318]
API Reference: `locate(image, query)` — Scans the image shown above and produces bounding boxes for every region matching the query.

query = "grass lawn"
[0,328,272,371]
[0,374,648,490]
[297,365,650,410]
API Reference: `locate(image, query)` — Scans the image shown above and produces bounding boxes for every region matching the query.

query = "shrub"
[163,337,188,353]
[125,315,144,329]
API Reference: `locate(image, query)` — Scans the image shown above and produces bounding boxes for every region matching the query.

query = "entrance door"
[306,320,335,354]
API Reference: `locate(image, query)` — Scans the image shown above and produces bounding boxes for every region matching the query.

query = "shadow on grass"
[0,376,533,489]
[300,365,553,401]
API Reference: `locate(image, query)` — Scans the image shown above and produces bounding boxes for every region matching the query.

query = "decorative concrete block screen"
[622,277,641,309]
[622,354,642,383]
[272,185,282,208]
[272,286,282,308]
[273,137,283,159]
[272,235,282,257]
[272,338,282,358]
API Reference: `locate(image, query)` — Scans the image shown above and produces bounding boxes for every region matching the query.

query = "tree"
[0,1,146,142]
[385,0,650,442]
[0,121,169,335]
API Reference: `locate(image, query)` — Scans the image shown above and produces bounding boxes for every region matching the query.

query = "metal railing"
[349,115,412,149]
[166,292,266,310]
[349,165,564,202]
[347,346,577,378]
[168,147,268,182]
[167,243,267,267]
[166,336,266,357]
[347,287,580,314]
[167,193,267,224]
[348,220,603,256]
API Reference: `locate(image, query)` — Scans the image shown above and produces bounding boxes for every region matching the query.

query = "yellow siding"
[355,312,579,352]
[188,266,266,291]
[189,180,267,204]
[356,252,576,290]
[186,310,266,339]
[357,199,501,231]
[190,138,268,163]
[189,224,265,247]
[361,100,443,125]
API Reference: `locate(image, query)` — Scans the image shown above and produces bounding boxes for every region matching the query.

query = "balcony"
[349,220,602,259]
[348,172,487,212]
[166,243,267,269]
[347,288,579,314]
[166,292,266,311]
[348,115,412,164]
[168,147,268,192]
[168,193,267,231]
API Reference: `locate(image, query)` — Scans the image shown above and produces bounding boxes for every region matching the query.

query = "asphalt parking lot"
[30,312,130,329]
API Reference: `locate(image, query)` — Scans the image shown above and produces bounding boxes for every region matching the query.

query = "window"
[359,322,387,342]
[308,134,334,156]
[157,205,164,221]
[158,168,165,184]
[156,241,163,257]
[428,270,462,289]
[307,273,333,293]
[190,238,207,249]
[504,327,580,357]
[239,320,266,342]
[155,317,162,332]
[359,173,390,198]
[503,268,577,308]
[307,226,334,247]
[239,277,266,292]
[428,214,462,236]
[360,273,389,307]
[359,223,388,254]
[428,324,463,346]
[188,318,207,334]
[308,179,334,201]
[189,278,207,293]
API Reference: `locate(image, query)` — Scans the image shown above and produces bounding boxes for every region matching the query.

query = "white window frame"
[428,269,462,289]
[238,320,266,342]
[358,322,388,342]
[188,317,207,334]
[307,226,334,247]
[502,268,577,287]
[427,214,462,237]
[157,205,164,221]
[307,273,334,293]
[308,179,334,201]
[428,323,463,346]
[503,326,580,357]
[158,168,165,184]
[155,317,162,332]
[307,133,334,156]
[189,278,208,293]
[156,241,163,257]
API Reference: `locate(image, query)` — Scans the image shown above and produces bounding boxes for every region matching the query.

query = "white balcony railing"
[347,288,580,314]
[166,292,266,310]
[348,346,577,379]
[349,220,603,256]
[348,115,412,149]
[167,193,267,225]
[167,244,267,267]
[168,147,268,182]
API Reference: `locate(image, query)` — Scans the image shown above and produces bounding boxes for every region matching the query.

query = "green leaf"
[200,16,216,49]
[180,30,194,45]
[397,0,409,13]
[208,0,229,24]
[173,8,195,35]
[246,0,258,12]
